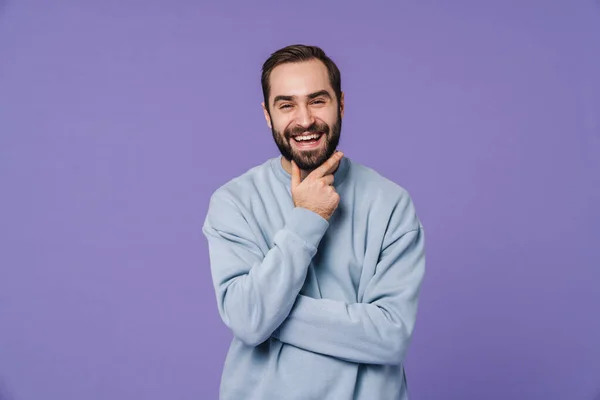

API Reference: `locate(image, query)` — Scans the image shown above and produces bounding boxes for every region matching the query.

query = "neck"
[281,157,310,180]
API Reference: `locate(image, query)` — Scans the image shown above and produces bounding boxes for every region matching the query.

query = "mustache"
[285,121,329,138]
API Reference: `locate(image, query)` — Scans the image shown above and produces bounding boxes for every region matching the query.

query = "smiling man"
[202,44,426,400]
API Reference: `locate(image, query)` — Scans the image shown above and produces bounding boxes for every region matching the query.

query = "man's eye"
[280,104,292,109]
[312,100,325,104]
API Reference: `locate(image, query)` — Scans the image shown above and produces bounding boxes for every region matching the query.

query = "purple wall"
[1,1,599,399]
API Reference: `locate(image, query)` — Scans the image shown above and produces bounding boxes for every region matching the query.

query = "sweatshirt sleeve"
[273,216,425,365]
[202,190,330,347]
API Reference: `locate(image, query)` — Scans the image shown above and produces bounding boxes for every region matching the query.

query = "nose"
[295,104,314,129]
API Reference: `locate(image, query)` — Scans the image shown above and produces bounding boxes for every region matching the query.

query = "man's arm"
[202,190,329,346]
[273,200,426,366]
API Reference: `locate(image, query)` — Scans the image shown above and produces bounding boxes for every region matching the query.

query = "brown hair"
[261,44,342,112]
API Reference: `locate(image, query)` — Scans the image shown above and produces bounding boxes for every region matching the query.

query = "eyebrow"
[272,90,332,105]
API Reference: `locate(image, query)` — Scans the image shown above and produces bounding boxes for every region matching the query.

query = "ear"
[261,102,272,129]
[339,92,345,118]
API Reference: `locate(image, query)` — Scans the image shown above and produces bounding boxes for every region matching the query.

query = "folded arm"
[202,191,329,346]
[273,200,426,365]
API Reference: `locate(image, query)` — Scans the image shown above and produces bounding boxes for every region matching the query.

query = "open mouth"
[292,132,324,149]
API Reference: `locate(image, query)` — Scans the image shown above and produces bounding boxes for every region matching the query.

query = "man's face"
[263,59,343,171]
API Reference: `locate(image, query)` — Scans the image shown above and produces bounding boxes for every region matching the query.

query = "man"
[202,44,426,400]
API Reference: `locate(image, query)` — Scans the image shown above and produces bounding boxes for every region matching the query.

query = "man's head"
[261,45,344,171]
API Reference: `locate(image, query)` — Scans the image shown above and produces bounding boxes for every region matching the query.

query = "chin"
[292,150,334,171]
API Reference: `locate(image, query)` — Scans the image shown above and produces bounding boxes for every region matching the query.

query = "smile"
[291,132,324,149]
[293,132,323,142]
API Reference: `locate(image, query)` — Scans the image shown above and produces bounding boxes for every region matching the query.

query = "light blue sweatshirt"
[202,154,426,400]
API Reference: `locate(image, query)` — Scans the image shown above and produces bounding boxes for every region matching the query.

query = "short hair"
[261,44,342,112]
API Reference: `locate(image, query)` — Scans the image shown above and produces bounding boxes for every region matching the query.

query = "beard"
[271,111,342,171]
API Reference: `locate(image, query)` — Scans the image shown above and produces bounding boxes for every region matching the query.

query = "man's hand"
[291,151,343,221]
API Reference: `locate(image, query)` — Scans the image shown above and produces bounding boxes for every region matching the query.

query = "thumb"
[291,159,301,187]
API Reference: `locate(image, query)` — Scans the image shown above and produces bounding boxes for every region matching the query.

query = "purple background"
[1,1,599,399]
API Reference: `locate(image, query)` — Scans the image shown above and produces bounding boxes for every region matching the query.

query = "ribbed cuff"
[284,207,329,250]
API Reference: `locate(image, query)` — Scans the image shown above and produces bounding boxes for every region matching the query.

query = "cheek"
[274,117,294,134]
[317,109,338,127]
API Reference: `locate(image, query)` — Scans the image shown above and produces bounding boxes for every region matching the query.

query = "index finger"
[308,151,344,179]
[290,159,301,188]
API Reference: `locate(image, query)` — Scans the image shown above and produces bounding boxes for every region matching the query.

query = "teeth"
[294,133,321,141]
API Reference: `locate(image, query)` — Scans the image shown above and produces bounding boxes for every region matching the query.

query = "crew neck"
[270,154,350,188]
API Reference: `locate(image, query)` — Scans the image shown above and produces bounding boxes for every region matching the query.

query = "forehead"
[269,59,332,99]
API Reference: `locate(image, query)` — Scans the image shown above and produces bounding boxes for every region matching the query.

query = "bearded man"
[202,44,426,400]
